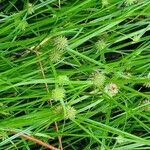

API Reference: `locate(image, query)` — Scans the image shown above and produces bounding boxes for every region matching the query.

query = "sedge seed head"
[95,39,107,51]
[57,75,69,85]
[54,105,76,120]
[104,83,118,97]
[49,49,63,63]
[92,72,106,87]
[53,36,68,51]
[116,135,125,144]
[52,87,66,101]
[54,105,63,115]
[0,131,7,141]
[65,106,76,120]
[16,20,28,31]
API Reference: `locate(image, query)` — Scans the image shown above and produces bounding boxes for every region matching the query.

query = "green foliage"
[0,0,150,149]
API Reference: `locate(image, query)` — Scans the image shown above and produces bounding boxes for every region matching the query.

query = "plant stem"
[34,47,63,150]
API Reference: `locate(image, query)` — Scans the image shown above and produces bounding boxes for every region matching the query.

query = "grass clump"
[0,0,150,150]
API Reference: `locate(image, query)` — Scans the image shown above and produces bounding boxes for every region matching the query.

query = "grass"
[0,0,150,149]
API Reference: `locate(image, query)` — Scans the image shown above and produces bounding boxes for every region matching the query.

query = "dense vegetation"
[0,0,150,149]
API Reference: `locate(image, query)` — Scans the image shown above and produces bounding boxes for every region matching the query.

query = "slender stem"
[19,133,59,150]
[34,47,63,150]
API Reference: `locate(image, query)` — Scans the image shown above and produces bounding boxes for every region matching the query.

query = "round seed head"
[54,105,63,115]
[92,72,106,87]
[53,36,68,50]
[104,83,119,97]
[17,20,28,31]
[57,75,69,85]
[116,135,125,144]
[49,49,63,63]
[65,106,76,120]
[0,131,7,141]
[52,87,66,101]
[96,39,107,51]
[54,105,77,120]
